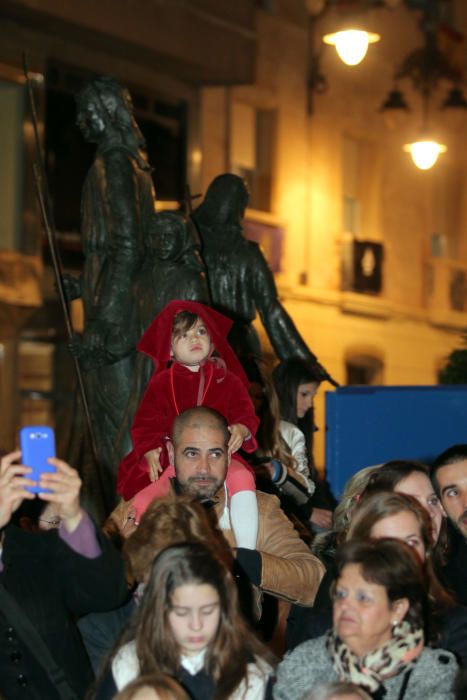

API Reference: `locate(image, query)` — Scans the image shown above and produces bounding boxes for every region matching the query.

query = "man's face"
[173,423,229,499]
[436,459,467,537]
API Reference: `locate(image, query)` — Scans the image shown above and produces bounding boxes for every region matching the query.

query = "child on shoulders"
[117,300,259,549]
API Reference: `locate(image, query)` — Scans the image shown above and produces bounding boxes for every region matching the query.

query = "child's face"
[171,318,212,366]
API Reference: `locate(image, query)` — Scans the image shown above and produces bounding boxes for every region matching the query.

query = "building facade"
[0,0,465,466]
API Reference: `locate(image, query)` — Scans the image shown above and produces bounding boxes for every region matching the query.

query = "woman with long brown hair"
[94,542,273,699]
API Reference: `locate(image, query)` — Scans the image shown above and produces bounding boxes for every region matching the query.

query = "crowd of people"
[1,299,467,700]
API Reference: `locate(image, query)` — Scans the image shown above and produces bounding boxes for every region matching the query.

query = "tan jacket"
[216,490,324,609]
[110,487,324,611]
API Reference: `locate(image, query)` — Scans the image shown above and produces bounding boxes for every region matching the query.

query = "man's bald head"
[172,407,230,449]
[170,407,230,500]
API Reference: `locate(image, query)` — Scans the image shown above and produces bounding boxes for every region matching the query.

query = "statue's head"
[195,173,249,229]
[76,76,146,156]
[149,211,188,260]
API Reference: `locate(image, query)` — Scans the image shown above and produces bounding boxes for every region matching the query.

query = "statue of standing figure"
[64,76,156,507]
[193,173,334,383]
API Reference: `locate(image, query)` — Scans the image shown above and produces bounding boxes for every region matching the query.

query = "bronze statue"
[193,173,332,381]
[113,210,210,459]
[64,76,156,504]
[136,211,209,337]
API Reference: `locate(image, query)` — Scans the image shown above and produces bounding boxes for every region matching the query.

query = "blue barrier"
[325,385,467,498]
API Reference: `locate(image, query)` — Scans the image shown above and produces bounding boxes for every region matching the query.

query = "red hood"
[137,300,249,388]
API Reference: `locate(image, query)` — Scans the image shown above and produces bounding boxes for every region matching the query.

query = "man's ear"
[167,440,175,466]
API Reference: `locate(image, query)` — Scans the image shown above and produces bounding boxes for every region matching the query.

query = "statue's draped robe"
[194,218,316,363]
[80,144,155,500]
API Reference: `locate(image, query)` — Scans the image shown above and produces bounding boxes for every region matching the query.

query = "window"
[345,353,384,386]
[230,101,276,212]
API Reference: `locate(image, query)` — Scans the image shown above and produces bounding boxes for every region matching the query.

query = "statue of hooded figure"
[192,173,333,382]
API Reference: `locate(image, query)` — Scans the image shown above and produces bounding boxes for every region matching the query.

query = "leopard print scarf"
[326,621,424,694]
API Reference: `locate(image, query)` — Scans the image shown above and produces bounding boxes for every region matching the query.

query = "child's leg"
[132,465,175,521]
[226,459,258,550]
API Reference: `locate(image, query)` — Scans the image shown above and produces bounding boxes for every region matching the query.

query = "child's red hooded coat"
[117,300,258,499]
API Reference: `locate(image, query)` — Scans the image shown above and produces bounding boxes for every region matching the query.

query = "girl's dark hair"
[120,543,272,700]
[272,359,321,477]
[362,459,449,569]
[172,311,201,338]
[272,359,321,426]
[334,538,428,630]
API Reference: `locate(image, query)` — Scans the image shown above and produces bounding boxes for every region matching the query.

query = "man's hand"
[103,499,137,539]
[309,507,333,530]
[0,451,36,529]
[38,458,83,533]
[145,448,162,482]
[228,423,249,454]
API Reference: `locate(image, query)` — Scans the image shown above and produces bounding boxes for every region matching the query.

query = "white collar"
[217,483,231,530]
[112,642,209,691]
[180,647,207,675]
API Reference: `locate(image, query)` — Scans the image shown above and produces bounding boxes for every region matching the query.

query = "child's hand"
[144,448,162,482]
[228,423,250,454]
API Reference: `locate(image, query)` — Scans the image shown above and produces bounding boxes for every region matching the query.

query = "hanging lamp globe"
[403,139,447,170]
[323,29,380,66]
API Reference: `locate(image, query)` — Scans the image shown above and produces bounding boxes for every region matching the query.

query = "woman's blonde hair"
[333,465,381,539]
[312,465,380,555]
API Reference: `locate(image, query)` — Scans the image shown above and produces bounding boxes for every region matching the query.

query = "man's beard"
[176,475,223,500]
[457,509,467,537]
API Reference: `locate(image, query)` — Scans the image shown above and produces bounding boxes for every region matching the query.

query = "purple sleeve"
[58,510,101,559]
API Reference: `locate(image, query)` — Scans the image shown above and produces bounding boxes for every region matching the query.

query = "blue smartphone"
[19,426,56,494]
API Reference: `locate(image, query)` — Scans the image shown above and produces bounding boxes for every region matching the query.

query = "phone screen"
[19,426,56,494]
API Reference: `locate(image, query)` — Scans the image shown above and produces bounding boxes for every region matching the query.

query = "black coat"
[0,521,128,700]
[439,522,467,606]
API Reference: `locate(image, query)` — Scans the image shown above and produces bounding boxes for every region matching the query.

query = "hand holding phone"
[19,426,56,494]
[0,451,35,528]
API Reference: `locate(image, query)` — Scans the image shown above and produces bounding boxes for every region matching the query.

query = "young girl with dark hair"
[94,543,273,700]
[272,359,335,529]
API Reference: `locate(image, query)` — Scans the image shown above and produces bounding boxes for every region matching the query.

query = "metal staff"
[23,54,110,511]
